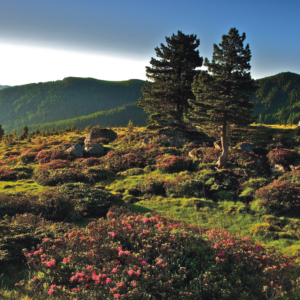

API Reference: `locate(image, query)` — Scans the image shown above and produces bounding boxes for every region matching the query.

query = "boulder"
[65,145,84,158]
[237,143,253,153]
[84,143,105,156]
[85,128,117,144]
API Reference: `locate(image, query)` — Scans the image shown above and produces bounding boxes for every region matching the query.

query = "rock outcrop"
[85,128,117,145]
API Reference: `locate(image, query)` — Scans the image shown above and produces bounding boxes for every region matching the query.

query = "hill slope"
[0,85,10,90]
[251,72,300,124]
[0,77,146,131]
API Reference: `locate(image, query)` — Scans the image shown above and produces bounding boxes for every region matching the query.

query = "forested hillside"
[251,72,300,124]
[0,77,146,131]
[20,103,148,133]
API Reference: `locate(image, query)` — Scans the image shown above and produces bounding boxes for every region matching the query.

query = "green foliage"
[138,30,203,127]
[57,183,123,218]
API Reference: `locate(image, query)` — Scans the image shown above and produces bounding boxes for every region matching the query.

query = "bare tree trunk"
[216,120,229,167]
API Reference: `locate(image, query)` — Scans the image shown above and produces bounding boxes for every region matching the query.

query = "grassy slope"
[1,124,300,298]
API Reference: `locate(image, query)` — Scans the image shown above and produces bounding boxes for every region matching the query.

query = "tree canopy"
[138,31,203,127]
[189,28,258,167]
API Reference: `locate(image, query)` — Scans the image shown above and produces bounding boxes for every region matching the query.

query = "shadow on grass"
[126,204,153,213]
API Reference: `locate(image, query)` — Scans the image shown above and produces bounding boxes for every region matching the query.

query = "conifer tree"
[188,28,258,167]
[138,31,203,128]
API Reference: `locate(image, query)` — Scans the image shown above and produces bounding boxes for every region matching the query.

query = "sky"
[1,0,300,86]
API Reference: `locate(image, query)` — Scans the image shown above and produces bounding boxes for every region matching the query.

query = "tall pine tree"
[138,31,203,128]
[188,28,258,167]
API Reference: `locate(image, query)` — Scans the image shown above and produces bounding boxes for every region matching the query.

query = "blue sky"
[1,0,299,85]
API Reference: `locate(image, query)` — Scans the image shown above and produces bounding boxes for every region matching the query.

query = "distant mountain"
[0,77,146,131]
[0,85,10,90]
[251,72,300,124]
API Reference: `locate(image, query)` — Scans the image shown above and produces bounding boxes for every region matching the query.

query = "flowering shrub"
[16,208,299,299]
[267,149,299,166]
[255,180,300,215]
[101,150,145,173]
[35,149,71,164]
[0,167,17,180]
[156,154,192,173]
[189,147,220,164]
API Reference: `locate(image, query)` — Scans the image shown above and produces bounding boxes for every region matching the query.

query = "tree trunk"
[216,120,229,167]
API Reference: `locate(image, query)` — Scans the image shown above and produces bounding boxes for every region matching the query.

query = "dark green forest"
[0,77,145,131]
[251,72,300,124]
[0,85,10,91]
[18,102,148,133]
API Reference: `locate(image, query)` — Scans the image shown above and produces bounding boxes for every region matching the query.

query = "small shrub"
[79,157,101,167]
[255,180,300,215]
[267,148,299,166]
[156,154,192,173]
[164,174,205,198]
[138,176,166,196]
[58,183,123,217]
[0,167,17,180]
[35,149,71,164]
[83,167,115,183]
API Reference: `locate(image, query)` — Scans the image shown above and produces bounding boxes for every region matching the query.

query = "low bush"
[79,157,101,167]
[16,209,300,299]
[83,167,115,183]
[164,174,204,198]
[138,176,166,196]
[33,168,86,186]
[156,154,192,173]
[0,214,74,267]
[0,167,17,180]
[40,159,71,170]
[20,149,38,163]
[58,183,123,218]
[35,149,71,164]
[255,180,300,215]
[267,149,299,166]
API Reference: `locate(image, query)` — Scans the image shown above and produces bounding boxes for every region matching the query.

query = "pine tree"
[138,31,203,128]
[188,28,258,167]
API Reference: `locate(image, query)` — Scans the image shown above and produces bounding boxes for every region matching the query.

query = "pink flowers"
[127,269,135,276]
[110,231,117,238]
[45,259,56,267]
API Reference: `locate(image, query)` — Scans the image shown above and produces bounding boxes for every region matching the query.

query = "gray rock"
[85,128,117,144]
[239,143,253,153]
[84,143,105,156]
[66,145,84,158]
[271,164,285,172]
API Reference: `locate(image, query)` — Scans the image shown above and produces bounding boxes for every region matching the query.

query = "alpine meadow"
[1,28,300,300]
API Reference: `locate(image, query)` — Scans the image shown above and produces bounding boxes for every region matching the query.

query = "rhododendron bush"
[16,208,299,300]
[267,149,299,166]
